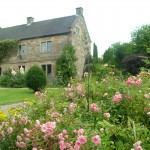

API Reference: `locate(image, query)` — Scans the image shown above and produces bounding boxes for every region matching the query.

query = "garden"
[0,25,150,150]
[0,65,150,150]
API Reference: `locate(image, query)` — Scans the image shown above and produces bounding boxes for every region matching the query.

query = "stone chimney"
[27,17,34,25]
[76,7,83,16]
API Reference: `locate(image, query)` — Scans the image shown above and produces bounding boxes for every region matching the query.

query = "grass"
[0,88,64,105]
[0,88,36,105]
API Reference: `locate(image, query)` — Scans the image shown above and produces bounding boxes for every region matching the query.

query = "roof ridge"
[1,15,76,29]
[0,15,77,40]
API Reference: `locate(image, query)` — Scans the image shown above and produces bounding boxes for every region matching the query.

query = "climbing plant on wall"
[0,40,18,64]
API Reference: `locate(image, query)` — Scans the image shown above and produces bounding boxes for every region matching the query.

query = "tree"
[93,43,98,63]
[103,42,135,69]
[25,65,47,92]
[84,52,93,73]
[122,54,148,75]
[56,45,77,85]
[131,25,150,53]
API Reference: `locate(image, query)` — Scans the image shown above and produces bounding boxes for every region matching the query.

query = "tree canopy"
[103,24,150,73]
[131,25,150,53]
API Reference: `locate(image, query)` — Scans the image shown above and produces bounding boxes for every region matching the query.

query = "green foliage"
[141,48,150,66]
[0,69,26,88]
[103,42,135,69]
[83,52,94,73]
[0,40,18,64]
[93,43,98,63]
[131,25,150,53]
[0,70,150,149]
[25,65,47,92]
[92,64,121,81]
[56,45,77,85]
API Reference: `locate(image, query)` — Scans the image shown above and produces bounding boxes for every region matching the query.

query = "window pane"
[42,65,46,73]
[41,42,46,52]
[47,64,51,74]
[19,45,26,55]
[47,41,52,52]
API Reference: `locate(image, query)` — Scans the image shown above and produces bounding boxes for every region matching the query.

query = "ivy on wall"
[0,40,18,64]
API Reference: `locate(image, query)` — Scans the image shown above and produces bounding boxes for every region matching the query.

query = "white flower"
[11,69,17,75]
[20,66,25,74]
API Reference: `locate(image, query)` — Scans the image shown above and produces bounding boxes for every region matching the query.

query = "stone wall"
[0,34,70,82]
[71,15,91,77]
[0,15,91,82]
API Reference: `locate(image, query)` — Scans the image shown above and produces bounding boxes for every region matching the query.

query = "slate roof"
[0,15,76,40]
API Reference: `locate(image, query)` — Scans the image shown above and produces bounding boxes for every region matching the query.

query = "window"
[76,26,80,34]
[41,41,52,52]
[42,64,52,75]
[19,45,26,55]
[47,64,52,74]
[19,66,25,71]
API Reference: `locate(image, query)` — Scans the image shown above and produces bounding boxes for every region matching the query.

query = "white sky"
[0,0,150,56]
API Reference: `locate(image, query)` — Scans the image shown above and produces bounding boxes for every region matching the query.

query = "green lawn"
[0,88,36,105]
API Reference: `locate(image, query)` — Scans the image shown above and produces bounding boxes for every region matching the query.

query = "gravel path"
[0,103,22,115]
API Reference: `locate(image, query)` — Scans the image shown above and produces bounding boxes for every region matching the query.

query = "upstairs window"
[19,45,26,55]
[76,26,80,34]
[41,41,52,52]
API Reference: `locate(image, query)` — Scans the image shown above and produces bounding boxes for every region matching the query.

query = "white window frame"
[41,41,52,52]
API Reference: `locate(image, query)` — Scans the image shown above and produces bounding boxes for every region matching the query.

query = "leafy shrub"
[92,64,121,81]
[122,53,149,75]
[25,65,47,92]
[0,70,150,149]
[0,69,26,88]
[56,45,77,85]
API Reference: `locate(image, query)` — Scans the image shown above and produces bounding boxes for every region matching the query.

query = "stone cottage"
[0,7,91,81]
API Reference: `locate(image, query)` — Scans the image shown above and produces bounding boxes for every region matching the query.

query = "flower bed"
[0,71,150,149]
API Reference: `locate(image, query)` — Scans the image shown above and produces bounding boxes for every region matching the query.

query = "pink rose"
[77,135,87,144]
[90,103,99,112]
[59,140,66,150]
[7,127,13,135]
[103,113,110,118]
[78,128,84,135]
[92,135,101,145]
[74,141,81,150]
[103,93,108,97]
[136,79,142,85]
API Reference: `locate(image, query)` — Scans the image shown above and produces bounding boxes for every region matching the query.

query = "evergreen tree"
[93,43,98,63]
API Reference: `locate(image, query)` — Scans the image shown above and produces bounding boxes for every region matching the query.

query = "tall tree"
[103,42,135,69]
[93,43,98,63]
[131,25,150,53]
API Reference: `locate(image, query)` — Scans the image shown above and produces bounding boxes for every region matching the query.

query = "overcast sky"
[1,0,150,56]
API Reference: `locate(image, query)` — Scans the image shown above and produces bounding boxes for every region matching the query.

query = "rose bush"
[0,70,150,149]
